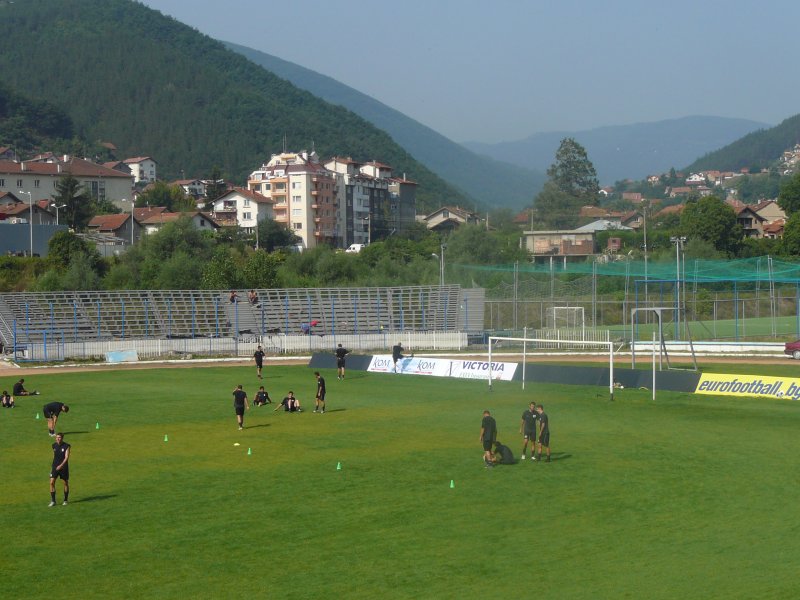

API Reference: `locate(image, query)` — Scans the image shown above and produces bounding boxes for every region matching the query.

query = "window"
[292,181,301,189]
[16,179,23,187]
[293,222,302,230]
[293,195,302,203]
[243,212,252,220]
[34,180,40,188]
[200,219,206,226]
[292,209,302,217]
[275,183,286,190]
[244,199,250,207]
[0,179,4,187]
[264,183,271,191]
[442,210,449,218]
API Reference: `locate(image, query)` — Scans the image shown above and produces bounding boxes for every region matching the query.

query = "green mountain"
[686,113,800,173]
[226,42,545,210]
[0,79,74,156]
[0,0,469,213]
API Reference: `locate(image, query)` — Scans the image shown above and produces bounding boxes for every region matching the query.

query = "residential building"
[0,147,15,160]
[123,156,158,184]
[522,229,596,264]
[172,179,207,200]
[210,187,274,233]
[325,157,385,248]
[249,151,337,249]
[422,205,480,232]
[753,199,786,223]
[138,211,221,235]
[86,213,140,245]
[621,192,643,203]
[0,156,133,205]
[734,206,766,238]
[763,219,785,239]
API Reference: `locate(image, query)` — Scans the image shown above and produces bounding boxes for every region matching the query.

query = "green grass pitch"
[2,363,800,599]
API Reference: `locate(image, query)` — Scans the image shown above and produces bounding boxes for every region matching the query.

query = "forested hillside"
[0,0,468,211]
[226,42,545,209]
[687,114,800,173]
[0,80,75,155]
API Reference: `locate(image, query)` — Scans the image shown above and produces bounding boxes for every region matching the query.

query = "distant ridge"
[464,116,769,185]
[686,113,800,173]
[225,42,545,209]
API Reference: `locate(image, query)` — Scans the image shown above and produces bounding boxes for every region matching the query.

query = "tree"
[53,173,94,231]
[533,181,581,229]
[257,219,301,252]
[782,213,800,255]
[680,195,742,255]
[546,138,599,204]
[47,230,104,274]
[778,172,800,216]
[135,181,195,212]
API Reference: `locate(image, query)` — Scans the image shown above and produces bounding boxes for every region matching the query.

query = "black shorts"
[524,429,537,440]
[337,358,345,368]
[234,405,245,416]
[50,467,69,481]
[317,392,326,401]
[255,362,263,369]
[482,440,493,451]
[539,431,550,446]
[43,409,54,418]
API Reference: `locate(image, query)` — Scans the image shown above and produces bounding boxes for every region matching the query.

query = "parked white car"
[345,243,366,253]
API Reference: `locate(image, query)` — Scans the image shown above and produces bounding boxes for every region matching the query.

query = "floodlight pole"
[652,332,657,401]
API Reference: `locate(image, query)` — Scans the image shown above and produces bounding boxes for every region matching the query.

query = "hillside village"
[0,139,799,262]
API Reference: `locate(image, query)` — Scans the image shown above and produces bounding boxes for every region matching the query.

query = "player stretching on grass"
[520,402,538,461]
[43,402,69,437]
[232,385,249,430]
[49,433,70,506]
[536,404,551,463]
[479,410,497,468]
[314,372,326,413]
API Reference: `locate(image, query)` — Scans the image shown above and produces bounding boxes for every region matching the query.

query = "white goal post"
[487,335,615,399]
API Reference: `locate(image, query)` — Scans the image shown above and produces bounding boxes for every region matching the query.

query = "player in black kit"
[314,372,326,413]
[519,401,538,461]
[42,402,69,437]
[232,385,249,430]
[253,346,265,379]
[536,404,551,462]
[49,432,70,506]
[334,344,350,380]
[253,385,272,406]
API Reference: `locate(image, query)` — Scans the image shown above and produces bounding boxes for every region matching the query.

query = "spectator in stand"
[229,290,240,303]
[248,290,260,307]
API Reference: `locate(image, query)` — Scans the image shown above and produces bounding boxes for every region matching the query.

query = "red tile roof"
[123,156,156,164]
[0,157,133,179]
[218,187,275,204]
[133,206,167,220]
[88,213,131,231]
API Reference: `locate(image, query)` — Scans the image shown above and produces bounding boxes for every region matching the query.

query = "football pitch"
[3,362,800,599]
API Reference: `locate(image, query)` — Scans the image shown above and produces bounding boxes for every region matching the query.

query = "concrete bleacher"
[0,285,475,348]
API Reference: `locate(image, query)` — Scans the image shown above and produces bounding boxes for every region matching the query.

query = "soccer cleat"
[313,409,318,413]
[48,501,56,507]
[62,501,68,506]
[531,456,537,461]
[321,410,325,413]
[521,455,526,460]
[238,426,243,431]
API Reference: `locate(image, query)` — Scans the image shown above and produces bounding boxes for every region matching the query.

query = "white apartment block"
[248,151,337,249]
[123,156,158,184]
[210,187,274,232]
[0,156,133,205]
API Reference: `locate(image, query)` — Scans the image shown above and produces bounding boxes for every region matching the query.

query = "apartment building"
[0,156,133,205]
[248,151,337,249]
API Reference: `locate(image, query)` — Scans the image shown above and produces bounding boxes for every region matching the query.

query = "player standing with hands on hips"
[479,410,497,468]
[520,402,538,461]
[314,372,326,413]
[334,344,350,380]
[49,433,70,506]
[536,404,551,462]
[232,385,249,430]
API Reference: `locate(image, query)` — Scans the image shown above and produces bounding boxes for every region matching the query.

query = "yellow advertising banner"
[695,373,800,400]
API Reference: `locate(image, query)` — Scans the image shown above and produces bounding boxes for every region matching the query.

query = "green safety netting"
[453,256,800,282]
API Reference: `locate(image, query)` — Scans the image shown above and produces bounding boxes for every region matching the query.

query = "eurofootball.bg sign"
[695,373,800,400]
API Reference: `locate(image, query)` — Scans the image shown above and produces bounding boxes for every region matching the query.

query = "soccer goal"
[487,333,615,399]
[546,306,585,331]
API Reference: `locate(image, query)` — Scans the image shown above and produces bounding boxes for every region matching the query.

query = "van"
[345,243,366,253]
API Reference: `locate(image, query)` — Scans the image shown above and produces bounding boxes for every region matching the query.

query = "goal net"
[546,306,585,331]
[488,332,615,399]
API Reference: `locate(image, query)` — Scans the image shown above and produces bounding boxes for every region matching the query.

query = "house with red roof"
[123,156,157,184]
[87,212,140,245]
[138,211,221,236]
[210,187,274,231]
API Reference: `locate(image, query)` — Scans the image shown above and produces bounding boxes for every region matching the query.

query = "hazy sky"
[141,0,799,144]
